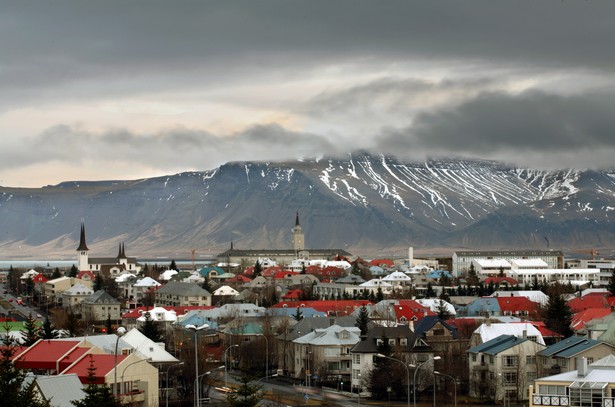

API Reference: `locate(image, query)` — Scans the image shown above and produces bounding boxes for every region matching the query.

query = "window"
[489,355,494,364]
[526,355,536,365]
[352,354,360,364]
[433,329,444,336]
[353,369,361,380]
[388,339,396,345]
[502,372,517,385]
[538,385,567,395]
[586,357,594,364]
[400,338,407,346]
[503,355,517,367]
[472,354,477,362]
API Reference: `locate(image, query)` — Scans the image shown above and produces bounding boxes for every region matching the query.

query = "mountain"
[1,153,614,260]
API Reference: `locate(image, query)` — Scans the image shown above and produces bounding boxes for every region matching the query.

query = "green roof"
[468,334,528,355]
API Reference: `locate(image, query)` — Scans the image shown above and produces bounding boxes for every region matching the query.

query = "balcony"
[120,390,146,404]
[473,363,488,371]
[532,394,569,406]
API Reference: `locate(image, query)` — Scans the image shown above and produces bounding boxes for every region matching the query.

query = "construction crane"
[191,248,196,271]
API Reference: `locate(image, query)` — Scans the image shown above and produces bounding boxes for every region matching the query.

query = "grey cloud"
[377,90,615,169]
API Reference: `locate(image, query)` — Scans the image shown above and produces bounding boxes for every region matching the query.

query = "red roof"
[495,296,538,313]
[572,308,613,331]
[568,294,614,313]
[32,274,48,283]
[393,303,435,323]
[76,270,95,280]
[528,321,564,338]
[262,266,285,277]
[305,265,322,274]
[64,353,128,384]
[484,276,518,286]
[370,259,394,267]
[15,340,82,372]
[227,274,252,283]
[273,271,299,279]
[282,289,303,300]
[122,305,215,319]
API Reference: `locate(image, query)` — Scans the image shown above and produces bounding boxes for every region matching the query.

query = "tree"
[225,374,262,407]
[376,287,384,302]
[63,310,85,337]
[93,274,104,291]
[24,276,35,296]
[169,260,178,271]
[608,270,615,296]
[139,311,164,343]
[20,313,41,346]
[202,277,213,294]
[253,260,262,277]
[436,299,452,320]
[51,267,62,279]
[71,355,122,407]
[544,291,574,338]
[0,334,49,407]
[467,263,479,286]
[105,315,113,334]
[498,266,505,277]
[292,307,303,322]
[41,315,59,340]
[355,305,370,337]
[425,282,435,298]
[68,264,78,278]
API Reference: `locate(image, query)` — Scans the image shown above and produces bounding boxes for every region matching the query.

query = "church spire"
[295,210,300,226]
[76,222,89,251]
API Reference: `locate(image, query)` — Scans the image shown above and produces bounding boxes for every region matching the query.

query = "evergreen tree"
[0,336,49,407]
[253,260,262,277]
[63,310,84,337]
[355,305,370,337]
[436,299,452,320]
[139,312,164,343]
[608,270,615,296]
[93,274,104,291]
[544,292,574,338]
[498,266,505,277]
[105,315,113,334]
[71,355,122,407]
[68,264,78,278]
[51,268,62,279]
[225,374,262,407]
[20,313,41,346]
[292,307,303,322]
[169,260,178,271]
[425,282,435,298]
[300,264,306,275]
[41,315,59,340]
[25,276,35,296]
[376,287,384,302]
[202,277,212,294]
[467,263,479,286]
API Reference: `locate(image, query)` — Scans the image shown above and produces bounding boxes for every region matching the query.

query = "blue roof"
[426,270,453,279]
[468,334,528,355]
[177,314,219,330]
[199,266,225,277]
[538,336,605,357]
[464,297,502,317]
[414,316,459,339]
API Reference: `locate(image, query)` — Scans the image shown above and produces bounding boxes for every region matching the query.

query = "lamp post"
[434,371,457,407]
[194,365,225,405]
[376,354,411,407]
[186,323,209,407]
[113,326,127,399]
[261,334,269,382]
[120,357,152,397]
[165,361,185,407]
[413,356,441,407]
[498,373,508,407]
[357,373,361,405]
[225,344,240,388]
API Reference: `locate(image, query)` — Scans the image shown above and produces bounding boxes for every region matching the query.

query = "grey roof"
[538,336,610,358]
[351,325,417,354]
[467,334,529,355]
[281,315,357,341]
[156,281,211,296]
[217,248,352,257]
[35,374,85,407]
[414,316,459,339]
[84,290,119,304]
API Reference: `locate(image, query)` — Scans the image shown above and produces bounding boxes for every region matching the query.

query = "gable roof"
[572,308,613,331]
[15,340,85,372]
[62,353,128,384]
[414,316,459,339]
[351,325,417,354]
[121,328,179,363]
[468,334,529,355]
[294,325,361,346]
[34,373,85,407]
[495,296,538,313]
[156,281,211,296]
[538,336,612,357]
[83,290,119,304]
[474,322,545,345]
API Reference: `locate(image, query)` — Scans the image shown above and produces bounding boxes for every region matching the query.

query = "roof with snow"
[293,324,361,346]
[474,322,545,345]
[415,298,456,316]
[536,354,615,383]
[121,328,179,363]
[382,271,412,282]
[159,269,178,281]
[213,285,239,296]
[134,276,161,287]
[63,283,93,296]
[510,258,548,268]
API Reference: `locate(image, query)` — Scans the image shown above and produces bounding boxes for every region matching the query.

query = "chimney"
[577,357,588,377]
[522,330,527,339]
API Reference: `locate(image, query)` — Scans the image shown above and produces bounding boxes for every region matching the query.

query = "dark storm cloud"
[2,1,615,101]
[378,89,615,168]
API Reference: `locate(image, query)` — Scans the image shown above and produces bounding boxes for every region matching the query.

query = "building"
[537,336,615,377]
[529,355,615,407]
[216,213,351,266]
[154,281,212,307]
[81,290,121,323]
[467,334,545,402]
[76,223,142,274]
[452,250,564,277]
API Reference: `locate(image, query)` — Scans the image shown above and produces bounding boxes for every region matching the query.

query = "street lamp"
[497,373,508,407]
[261,334,269,382]
[165,361,185,407]
[356,373,361,405]
[120,357,152,397]
[113,326,127,399]
[186,323,209,407]
[194,365,225,404]
[434,371,457,407]
[413,355,441,407]
[225,344,240,388]
[376,353,411,407]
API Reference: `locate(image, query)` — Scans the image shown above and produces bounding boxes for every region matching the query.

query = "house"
[571,308,612,334]
[452,250,564,277]
[43,277,93,304]
[467,334,545,402]
[292,325,361,385]
[536,336,615,377]
[81,290,121,323]
[61,283,94,312]
[154,281,211,307]
[76,223,142,275]
[529,355,615,407]
[350,325,426,393]
[27,373,86,407]
[471,322,546,347]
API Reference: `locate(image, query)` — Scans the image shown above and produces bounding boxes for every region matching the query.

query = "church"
[76,223,143,275]
[216,211,351,266]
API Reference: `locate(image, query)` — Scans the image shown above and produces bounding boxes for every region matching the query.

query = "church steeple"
[76,222,89,251]
[292,210,304,252]
[295,210,300,227]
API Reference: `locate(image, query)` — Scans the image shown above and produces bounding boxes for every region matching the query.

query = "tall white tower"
[76,222,90,271]
[408,246,414,268]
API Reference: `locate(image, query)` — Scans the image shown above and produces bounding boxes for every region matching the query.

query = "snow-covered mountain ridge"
[1,154,614,259]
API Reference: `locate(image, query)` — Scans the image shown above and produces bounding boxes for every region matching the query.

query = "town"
[1,218,615,407]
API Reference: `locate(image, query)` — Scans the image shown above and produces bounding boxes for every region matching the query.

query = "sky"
[2,1,615,187]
